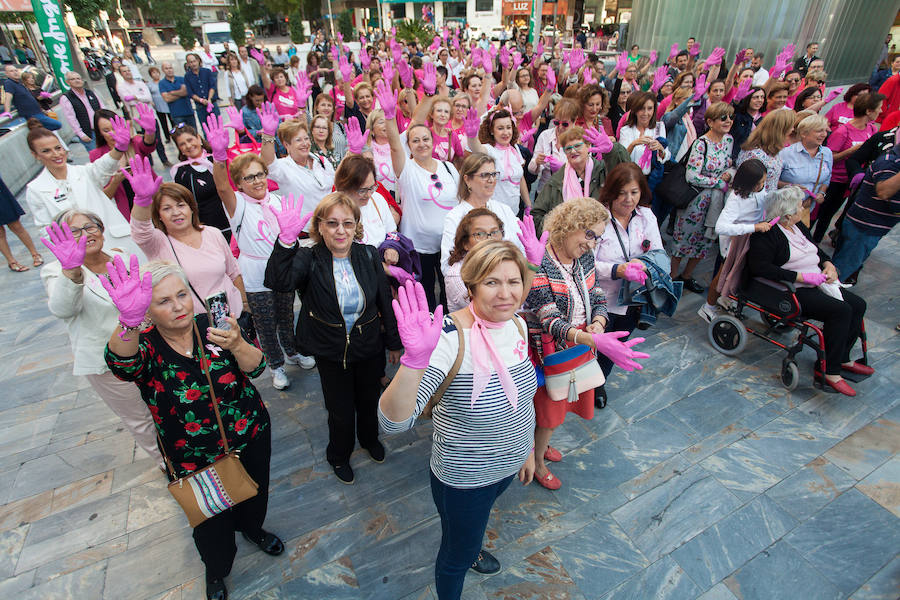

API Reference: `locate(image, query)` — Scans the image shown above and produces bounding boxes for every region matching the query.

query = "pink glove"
[39,91,52,99]
[616,51,629,74]
[703,47,725,70]
[498,47,510,70]
[591,331,649,371]
[623,262,648,284]
[651,66,669,93]
[121,155,161,208]
[583,69,595,85]
[544,155,564,172]
[512,52,523,70]
[374,81,398,121]
[122,94,136,102]
[693,73,709,101]
[0,112,11,119]
[135,102,157,132]
[423,62,437,95]
[339,55,353,82]
[270,193,312,245]
[488,44,497,58]
[781,44,796,59]
[360,51,371,71]
[517,207,549,265]
[668,43,679,61]
[481,52,494,72]
[570,49,585,72]
[463,107,480,138]
[382,60,394,84]
[206,102,214,113]
[257,101,280,137]
[535,40,544,57]
[398,61,415,88]
[546,67,557,92]
[801,272,827,286]
[733,78,753,102]
[638,145,653,170]
[41,222,86,270]
[99,254,153,328]
[393,280,444,370]
[388,265,416,285]
[585,127,613,155]
[225,105,245,132]
[110,114,132,152]
[201,113,229,162]
[825,88,843,103]
[250,48,266,67]
[734,49,748,66]
[649,50,658,64]
[391,44,402,64]
[346,118,367,154]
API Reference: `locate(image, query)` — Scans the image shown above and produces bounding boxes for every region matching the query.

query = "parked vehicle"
[201,22,234,55]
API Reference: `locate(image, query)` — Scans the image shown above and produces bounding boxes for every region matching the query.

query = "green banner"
[30,0,75,91]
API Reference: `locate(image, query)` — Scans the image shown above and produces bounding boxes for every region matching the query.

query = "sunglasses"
[716,114,734,122]
[553,119,571,128]
[430,173,443,190]
[169,122,188,135]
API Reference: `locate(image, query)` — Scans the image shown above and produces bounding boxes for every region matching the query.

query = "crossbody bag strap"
[430,313,464,406]
[812,151,825,194]
[193,320,231,453]
[611,218,630,261]
[166,236,204,306]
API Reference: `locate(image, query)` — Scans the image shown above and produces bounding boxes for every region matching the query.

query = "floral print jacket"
[105,314,269,479]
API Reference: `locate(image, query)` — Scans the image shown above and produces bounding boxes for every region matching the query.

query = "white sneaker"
[285,353,316,369]
[697,304,719,324]
[717,296,736,311]
[271,366,290,390]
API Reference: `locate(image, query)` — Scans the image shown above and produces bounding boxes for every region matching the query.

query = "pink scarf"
[239,191,281,242]
[495,144,521,185]
[467,304,518,411]
[562,159,593,201]
[169,152,214,179]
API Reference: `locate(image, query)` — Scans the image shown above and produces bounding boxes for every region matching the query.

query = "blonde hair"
[796,114,829,137]
[743,109,795,156]
[666,87,693,112]
[229,153,267,184]
[142,260,189,288]
[309,192,364,244]
[457,152,496,202]
[277,119,309,146]
[543,197,610,248]
[460,240,528,299]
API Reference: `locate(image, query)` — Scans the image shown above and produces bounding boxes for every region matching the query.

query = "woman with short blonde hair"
[738,109,795,193]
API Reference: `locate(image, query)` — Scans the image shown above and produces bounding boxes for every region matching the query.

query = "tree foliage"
[229,7,246,46]
[65,0,109,30]
[395,20,433,48]
[289,12,304,44]
[0,11,36,24]
[337,9,352,39]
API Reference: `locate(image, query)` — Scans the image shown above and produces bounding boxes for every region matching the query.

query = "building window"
[445,2,467,18]
[391,4,406,18]
[475,0,493,12]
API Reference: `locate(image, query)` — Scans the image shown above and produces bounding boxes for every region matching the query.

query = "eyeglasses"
[470,228,503,241]
[717,114,734,122]
[476,171,501,180]
[552,119,571,128]
[584,229,601,241]
[322,219,357,230]
[563,142,585,153]
[430,173,443,190]
[240,172,268,183]
[168,122,187,135]
[786,77,801,83]
[70,223,101,238]
[357,184,377,197]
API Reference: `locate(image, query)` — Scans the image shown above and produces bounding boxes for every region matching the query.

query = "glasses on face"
[470,228,503,241]
[241,172,268,183]
[430,173,443,190]
[717,114,734,122]
[553,119,571,128]
[322,219,357,231]
[357,184,377,197]
[70,223,100,238]
[786,77,800,84]
[476,171,500,180]
[584,229,601,241]
[564,142,585,153]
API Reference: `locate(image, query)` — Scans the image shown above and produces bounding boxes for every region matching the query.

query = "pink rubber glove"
[668,43,679,61]
[825,88,843,103]
[585,127,613,155]
[546,67,557,93]
[225,105,244,132]
[201,113,229,162]
[499,47,510,70]
[649,50,658,64]
[338,55,353,82]
[391,44,402,64]
[360,50,371,71]
[734,49,748,66]
[703,47,725,70]
[520,126,537,145]
[781,44,796,59]
[463,107,480,138]
[206,102,214,114]
[41,222,86,270]
[616,51,629,74]
[535,40,544,57]
[689,43,701,58]
[452,37,460,51]
[388,265,415,285]
[693,73,709,101]
[591,331,650,371]
[801,272,827,286]
[135,102,157,132]
[382,60,394,85]
[512,52,523,70]
[0,112,11,119]
[423,62,437,95]
[482,52,494,72]
[583,69,595,85]
[651,66,669,93]
[733,78,753,102]
[398,61,415,88]
[623,262,648,284]
[110,114,132,152]
[39,91,52,99]
[122,94,136,102]
[346,118,367,154]
[270,193,312,245]
[257,101,280,137]
[544,155,564,172]
[99,254,153,328]
[392,280,444,370]
[517,207,549,265]
[121,155,161,208]
[374,81,398,121]
[638,145,654,170]
[250,48,266,67]
[330,44,341,64]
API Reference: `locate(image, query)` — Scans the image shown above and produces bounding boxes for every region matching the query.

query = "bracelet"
[117,321,142,341]
[260,134,277,144]
[573,330,580,345]
[527,262,540,272]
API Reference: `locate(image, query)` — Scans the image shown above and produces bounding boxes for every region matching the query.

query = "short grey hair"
[796,114,828,137]
[766,186,805,219]
[54,209,104,231]
[141,260,190,288]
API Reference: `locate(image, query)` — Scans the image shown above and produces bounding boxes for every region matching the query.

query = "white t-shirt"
[267,154,335,231]
[484,144,524,214]
[360,190,397,247]
[440,199,523,275]
[227,192,282,292]
[371,141,396,192]
[398,159,460,255]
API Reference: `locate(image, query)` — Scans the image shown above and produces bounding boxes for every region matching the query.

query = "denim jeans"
[430,471,514,600]
[29,112,61,130]
[831,219,884,280]
[72,133,96,152]
[170,113,196,131]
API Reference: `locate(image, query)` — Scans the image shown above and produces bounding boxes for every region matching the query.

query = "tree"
[65,0,109,30]
[289,12,304,44]
[337,8,352,39]
[230,7,246,46]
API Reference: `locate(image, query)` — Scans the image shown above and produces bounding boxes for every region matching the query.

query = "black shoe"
[676,276,705,294]
[242,530,284,556]
[332,463,355,484]
[470,549,501,574]
[594,385,607,409]
[206,579,227,600]
[365,441,385,463]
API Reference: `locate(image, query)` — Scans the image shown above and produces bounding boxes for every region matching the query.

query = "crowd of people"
[2,24,897,600]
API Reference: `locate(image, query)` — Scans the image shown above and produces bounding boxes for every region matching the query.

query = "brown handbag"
[161,322,258,528]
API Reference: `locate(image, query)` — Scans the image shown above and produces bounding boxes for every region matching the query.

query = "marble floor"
[0,188,898,600]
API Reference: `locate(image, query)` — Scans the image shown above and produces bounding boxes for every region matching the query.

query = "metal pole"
[327,0,336,39]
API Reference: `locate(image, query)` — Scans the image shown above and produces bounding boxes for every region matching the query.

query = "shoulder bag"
[656,138,708,210]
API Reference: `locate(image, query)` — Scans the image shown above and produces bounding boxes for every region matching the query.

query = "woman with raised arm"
[464,107,529,214]
[169,124,233,238]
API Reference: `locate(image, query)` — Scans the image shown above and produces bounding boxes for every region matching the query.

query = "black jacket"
[264,241,402,365]
[747,222,831,284]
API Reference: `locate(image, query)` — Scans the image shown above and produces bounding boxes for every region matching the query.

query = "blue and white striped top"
[379,315,537,488]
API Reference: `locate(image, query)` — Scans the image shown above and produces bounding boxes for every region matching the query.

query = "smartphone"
[205,291,231,330]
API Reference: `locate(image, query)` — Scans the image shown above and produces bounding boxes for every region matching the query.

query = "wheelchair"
[707,277,869,391]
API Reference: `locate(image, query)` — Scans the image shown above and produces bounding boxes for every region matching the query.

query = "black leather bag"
[656,139,707,210]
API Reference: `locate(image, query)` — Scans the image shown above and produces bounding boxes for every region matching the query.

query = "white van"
[201,22,233,55]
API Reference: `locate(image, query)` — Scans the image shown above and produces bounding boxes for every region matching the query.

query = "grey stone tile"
[765,456,858,521]
[670,381,761,438]
[483,480,565,550]
[719,494,797,550]
[670,519,757,591]
[255,556,363,600]
[825,415,900,480]
[856,454,900,517]
[696,582,739,600]
[849,555,900,600]
[680,403,783,466]
[478,546,586,600]
[784,488,900,595]
[32,534,127,585]
[599,555,701,600]
[0,569,36,595]
[724,541,842,600]
[700,440,792,500]
[18,560,108,600]
[618,453,693,501]
[0,523,28,578]
[606,414,695,472]
[105,528,203,600]
[540,438,640,512]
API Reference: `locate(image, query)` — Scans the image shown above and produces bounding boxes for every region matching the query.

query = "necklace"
[549,244,577,279]
[161,330,194,357]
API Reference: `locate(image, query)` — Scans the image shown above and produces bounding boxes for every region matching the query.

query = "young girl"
[697,158,770,322]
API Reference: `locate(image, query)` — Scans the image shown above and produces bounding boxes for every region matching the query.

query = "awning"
[72,25,93,37]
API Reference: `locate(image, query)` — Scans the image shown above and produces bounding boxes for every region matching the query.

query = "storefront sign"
[503,0,531,14]
[31,0,74,90]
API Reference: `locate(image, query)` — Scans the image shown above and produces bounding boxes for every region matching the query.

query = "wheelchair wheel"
[781,360,800,391]
[708,315,747,356]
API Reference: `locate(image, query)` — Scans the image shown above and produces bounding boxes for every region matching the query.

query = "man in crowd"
[58,70,104,151]
[158,61,196,129]
[1,64,60,129]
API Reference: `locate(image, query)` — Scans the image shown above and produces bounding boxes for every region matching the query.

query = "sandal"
[31,254,43,267]
[7,261,29,272]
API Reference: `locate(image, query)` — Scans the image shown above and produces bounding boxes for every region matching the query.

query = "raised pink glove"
[463,107,480,138]
[346,118,367,154]
[488,44,497,58]
[781,44,796,59]
[39,91,52,99]
[649,50,658,64]
[570,49,585,72]
[585,127,613,155]
[452,37,460,51]
[512,52,523,70]
[374,81,398,120]
[535,40,544,57]
[544,155,564,172]
[733,78,753,102]
[135,102,157,132]
[651,66,669,93]
[517,207,549,265]
[734,49,748,66]
[668,43,679,60]
[336,32,343,44]
[225,105,244,131]
[99,254,153,328]
[393,280,444,370]
[693,73,709,101]
[121,155,161,208]
[270,193,312,245]
[382,60,394,84]
[250,48,265,67]
[623,262,648,284]
[110,114,132,152]
[591,331,649,371]
[398,61,414,88]
[583,69,596,85]
[481,52,493,72]
[499,47,510,70]
[257,101,280,137]
[391,44,402,64]
[423,62,437,95]
[801,272,827,286]
[339,55,353,82]
[41,222,86,270]
[520,126,537,145]
[201,113,229,162]
[122,94,136,102]
[638,145,653,170]
[546,67,557,92]
[825,88,843,103]
[294,80,312,106]
[689,43,701,58]
[388,265,415,285]
[360,50,371,71]
[703,47,725,70]
[616,51,629,73]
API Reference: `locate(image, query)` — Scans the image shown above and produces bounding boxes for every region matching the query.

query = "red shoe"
[544,446,562,462]
[535,470,562,490]
[823,377,857,397]
[841,362,875,376]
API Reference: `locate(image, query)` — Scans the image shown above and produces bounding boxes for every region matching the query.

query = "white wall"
[466,0,502,34]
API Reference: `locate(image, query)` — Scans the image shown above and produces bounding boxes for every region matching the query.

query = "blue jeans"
[195,103,220,129]
[430,471,514,600]
[72,133,96,152]
[30,112,61,130]
[832,219,884,280]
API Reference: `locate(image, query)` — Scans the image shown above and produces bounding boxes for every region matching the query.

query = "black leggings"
[419,251,446,312]
[812,180,849,243]
[795,287,866,375]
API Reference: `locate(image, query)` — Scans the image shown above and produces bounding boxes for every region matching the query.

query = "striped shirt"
[846,145,900,236]
[379,315,537,488]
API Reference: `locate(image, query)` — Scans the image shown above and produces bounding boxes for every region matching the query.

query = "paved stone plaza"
[0,169,898,599]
